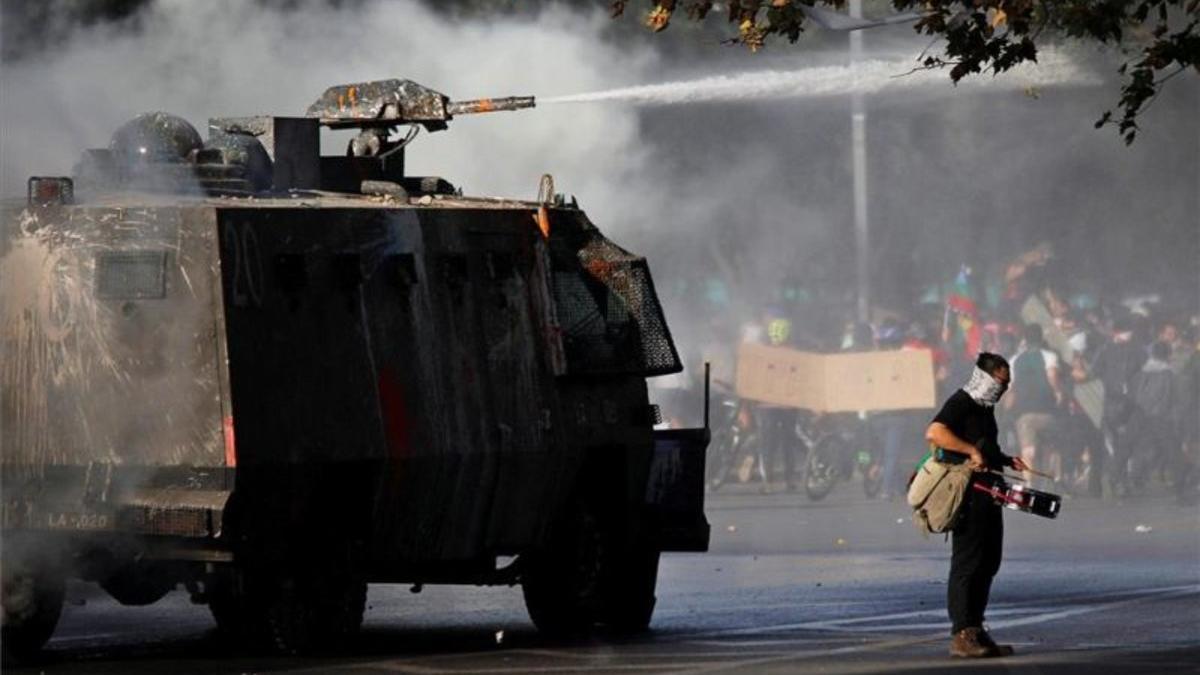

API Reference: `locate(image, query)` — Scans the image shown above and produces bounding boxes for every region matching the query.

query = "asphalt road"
[10,485,1199,674]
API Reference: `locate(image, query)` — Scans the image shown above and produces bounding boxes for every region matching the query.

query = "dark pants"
[1076,415,1106,498]
[1054,410,1105,497]
[1130,413,1190,497]
[1103,394,1134,491]
[873,413,913,498]
[948,479,1004,634]
[760,408,798,486]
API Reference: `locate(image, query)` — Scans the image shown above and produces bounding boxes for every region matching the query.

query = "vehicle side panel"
[1,204,229,537]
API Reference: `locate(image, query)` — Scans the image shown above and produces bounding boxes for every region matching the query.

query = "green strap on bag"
[913,447,934,474]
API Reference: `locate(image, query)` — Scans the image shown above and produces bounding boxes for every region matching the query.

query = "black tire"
[100,561,176,606]
[522,499,663,638]
[522,508,604,638]
[207,571,247,640]
[258,576,319,655]
[601,545,660,634]
[322,574,368,641]
[208,566,365,654]
[706,428,735,488]
[1,549,66,665]
[804,435,843,501]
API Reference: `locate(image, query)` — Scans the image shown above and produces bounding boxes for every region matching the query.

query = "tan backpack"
[907,457,973,536]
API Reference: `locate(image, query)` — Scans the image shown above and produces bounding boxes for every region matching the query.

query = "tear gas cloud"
[2,1,1198,530]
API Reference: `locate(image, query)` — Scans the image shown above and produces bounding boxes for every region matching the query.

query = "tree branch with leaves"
[612,0,1200,143]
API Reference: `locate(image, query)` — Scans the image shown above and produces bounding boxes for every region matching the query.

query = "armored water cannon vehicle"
[70,79,535,199]
[1,79,709,661]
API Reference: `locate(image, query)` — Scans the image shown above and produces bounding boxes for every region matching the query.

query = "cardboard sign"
[735,343,936,412]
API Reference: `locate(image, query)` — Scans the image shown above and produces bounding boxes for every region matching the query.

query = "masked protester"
[925,353,1031,658]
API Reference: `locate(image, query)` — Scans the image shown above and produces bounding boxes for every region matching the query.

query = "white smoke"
[0,0,656,225]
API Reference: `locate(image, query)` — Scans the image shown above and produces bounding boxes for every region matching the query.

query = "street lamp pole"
[849,0,870,324]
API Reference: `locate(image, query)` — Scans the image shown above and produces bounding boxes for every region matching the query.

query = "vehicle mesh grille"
[553,233,681,377]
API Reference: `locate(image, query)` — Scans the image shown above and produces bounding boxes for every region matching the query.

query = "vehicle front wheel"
[521,507,604,638]
[522,502,663,638]
[600,544,660,633]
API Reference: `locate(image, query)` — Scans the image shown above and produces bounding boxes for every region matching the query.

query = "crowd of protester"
[655,242,1199,505]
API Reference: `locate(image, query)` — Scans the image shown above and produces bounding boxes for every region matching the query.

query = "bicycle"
[706,390,764,491]
[800,412,883,501]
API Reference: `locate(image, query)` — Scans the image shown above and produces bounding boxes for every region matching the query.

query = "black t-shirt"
[931,390,1012,468]
[1092,340,1146,397]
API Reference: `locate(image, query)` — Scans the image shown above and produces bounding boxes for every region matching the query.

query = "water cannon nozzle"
[446,96,536,117]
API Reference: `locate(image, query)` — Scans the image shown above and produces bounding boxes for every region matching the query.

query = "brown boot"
[949,627,994,658]
[978,629,1015,656]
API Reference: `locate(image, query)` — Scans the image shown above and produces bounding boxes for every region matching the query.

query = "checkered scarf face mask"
[963,366,1006,407]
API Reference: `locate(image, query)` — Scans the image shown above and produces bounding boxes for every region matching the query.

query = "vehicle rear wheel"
[207,564,365,654]
[322,573,367,641]
[259,571,366,654]
[804,435,843,501]
[1,547,66,665]
[206,570,247,640]
[258,574,325,655]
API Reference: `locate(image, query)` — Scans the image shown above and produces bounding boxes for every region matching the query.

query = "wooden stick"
[991,468,1054,483]
[1024,467,1057,481]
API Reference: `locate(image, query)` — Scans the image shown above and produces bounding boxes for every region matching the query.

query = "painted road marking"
[684,585,1200,674]
[687,584,1200,637]
[684,638,862,648]
[295,586,1200,674]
